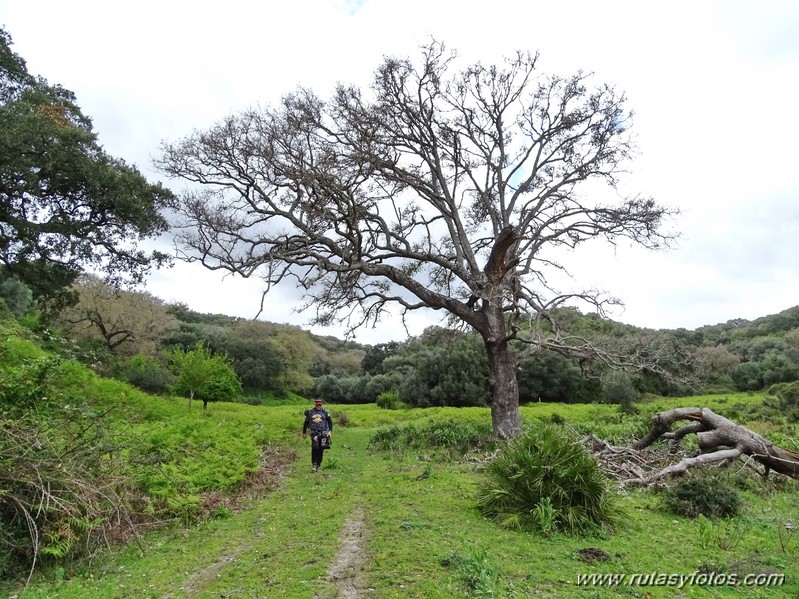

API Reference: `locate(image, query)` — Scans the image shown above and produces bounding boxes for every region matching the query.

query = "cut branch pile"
[581,434,675,488]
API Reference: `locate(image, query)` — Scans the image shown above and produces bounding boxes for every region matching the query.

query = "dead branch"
[627,407,799,485]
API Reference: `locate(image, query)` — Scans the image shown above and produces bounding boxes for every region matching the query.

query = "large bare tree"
[158,43,676,438]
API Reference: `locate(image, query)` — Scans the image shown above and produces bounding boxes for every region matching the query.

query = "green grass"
[2,395,796,598]
[3,308,796,597]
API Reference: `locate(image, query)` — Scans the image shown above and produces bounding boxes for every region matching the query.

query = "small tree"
[168,342,242,410]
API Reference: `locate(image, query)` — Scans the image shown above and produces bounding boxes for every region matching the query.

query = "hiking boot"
[312,464,319,472]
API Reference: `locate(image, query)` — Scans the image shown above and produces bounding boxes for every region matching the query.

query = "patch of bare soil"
[324,506,369,599]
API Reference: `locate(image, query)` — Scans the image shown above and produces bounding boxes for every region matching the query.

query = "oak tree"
[158,43,675,437]
[0,28,173,306]
[57,273,178,355]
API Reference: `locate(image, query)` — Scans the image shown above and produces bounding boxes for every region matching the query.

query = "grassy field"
[4,391,797,598]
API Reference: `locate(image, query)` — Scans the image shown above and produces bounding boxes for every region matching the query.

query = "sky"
[2,0,799,344]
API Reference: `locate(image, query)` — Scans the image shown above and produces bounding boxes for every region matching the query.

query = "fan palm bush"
[477,423,623,535]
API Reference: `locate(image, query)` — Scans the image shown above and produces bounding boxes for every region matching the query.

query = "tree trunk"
[629,407,799,484]
[485,338,522,439]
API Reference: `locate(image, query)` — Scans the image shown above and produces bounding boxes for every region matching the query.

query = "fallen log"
[628,407,799,485]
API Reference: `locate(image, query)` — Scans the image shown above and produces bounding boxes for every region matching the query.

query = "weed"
[714,517,751,551]
[696,515,713,549]
[444,547,500,598]
[778,518,796,553]
[532,496,558,536]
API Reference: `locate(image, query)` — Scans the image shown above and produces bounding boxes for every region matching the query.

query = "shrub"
[376,390,402,410]
[603,371,639,413]
[662,475,742,518]
[118,353,174,393]
[477,424,623,535]
[767,381,799,420]
[368,420,494,452]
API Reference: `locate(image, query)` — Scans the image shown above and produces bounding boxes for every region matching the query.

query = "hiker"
[302,399,333,472]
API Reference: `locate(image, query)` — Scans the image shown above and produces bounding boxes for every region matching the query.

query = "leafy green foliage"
[767,380,799,421]
[117,353,174,393]
[0,275,32,317]
[443,548,500,598]
[602,371,640,413]
[662,475,743,519]
[376,390,402,410]
[0,312,279,581]
[477,424,623,535]
[394,331,490,408]
[368,419,494,453]
[168,341,242,409]
[518,350,602,403]
[0,331,126,580]
[0,28,173,305]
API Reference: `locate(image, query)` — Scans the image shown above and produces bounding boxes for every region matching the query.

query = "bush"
[376,390,402,410]
[368,420,494,453]
[477,424,623,535]
[118,353,174,393]
[767,381,799,409]
[662,475,742,518]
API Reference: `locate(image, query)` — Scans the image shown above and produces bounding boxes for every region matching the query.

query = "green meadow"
[3,379,797,598]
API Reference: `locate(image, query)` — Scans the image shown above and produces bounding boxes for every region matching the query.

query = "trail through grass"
[8,400,799,598]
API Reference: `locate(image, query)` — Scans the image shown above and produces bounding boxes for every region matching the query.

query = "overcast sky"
[2,0,799,344]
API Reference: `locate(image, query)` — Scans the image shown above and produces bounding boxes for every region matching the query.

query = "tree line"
[5,264,796,411]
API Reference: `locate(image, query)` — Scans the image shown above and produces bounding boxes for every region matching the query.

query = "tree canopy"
[168,341,242,410]
[159,42,676,437]
[57,273,178,355]
[0,28,173,306]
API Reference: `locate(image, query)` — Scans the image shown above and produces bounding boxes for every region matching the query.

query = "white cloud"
[3,0,798,340]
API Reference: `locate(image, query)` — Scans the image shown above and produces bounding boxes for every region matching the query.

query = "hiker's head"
[314,399,324,409]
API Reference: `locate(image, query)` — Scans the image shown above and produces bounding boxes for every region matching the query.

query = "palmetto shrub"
[477,424,623,535]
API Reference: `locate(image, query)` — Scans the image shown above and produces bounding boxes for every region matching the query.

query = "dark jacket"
[303,407,333,436]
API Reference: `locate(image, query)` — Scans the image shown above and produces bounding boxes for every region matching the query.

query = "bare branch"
[157,41,677,438]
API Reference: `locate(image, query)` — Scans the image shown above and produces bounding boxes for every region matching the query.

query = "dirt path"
[162,550,248,599]
[159,449,370,599]
[324,505,369,598]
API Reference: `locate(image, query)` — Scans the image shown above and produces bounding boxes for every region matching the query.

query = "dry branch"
[626,407,799,485]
